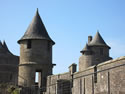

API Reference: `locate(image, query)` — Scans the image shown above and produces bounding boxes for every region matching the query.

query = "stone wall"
[19,39,54,87]
[20,40,52,65]
[45,72,71,94]
[0,55,19,84]
[73,56,125,94]
[45,56,125,94]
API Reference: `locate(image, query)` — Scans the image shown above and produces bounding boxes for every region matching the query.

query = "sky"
[0,0,125,74]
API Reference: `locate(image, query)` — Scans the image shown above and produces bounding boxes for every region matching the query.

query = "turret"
[0,41,19,84]
[18,9,55,90]
[79,43,93,71]
[79,32,112,71]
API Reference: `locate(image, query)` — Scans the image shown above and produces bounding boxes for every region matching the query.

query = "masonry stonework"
[0,41,19,84]
[18,9,55,89]
[0,10,125,94]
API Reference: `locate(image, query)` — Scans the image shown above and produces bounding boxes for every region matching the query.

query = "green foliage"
[0,83,19,94]
[7,85,19,94]
[11,88,19,94]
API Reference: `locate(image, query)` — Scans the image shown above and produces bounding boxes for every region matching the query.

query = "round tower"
[18,9,55,89]
[88,32,112,65]
[79,32,112,71]
[79,43,93,71]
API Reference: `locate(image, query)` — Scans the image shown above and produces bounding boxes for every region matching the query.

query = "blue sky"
[0,0,125,74]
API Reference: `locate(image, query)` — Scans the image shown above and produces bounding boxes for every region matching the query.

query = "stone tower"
[18,9,55,89]
[0,41,19,84]
[79,32,112,71]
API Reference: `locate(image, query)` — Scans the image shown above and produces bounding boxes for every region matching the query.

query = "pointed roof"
[3,41,9,50]
[80,43,90,53]
[88,32,110,48]
[0,40,19,65]
[18,9,55,44]
[2,40,13,55]
[0,40,13,55]
[0,41,3,48]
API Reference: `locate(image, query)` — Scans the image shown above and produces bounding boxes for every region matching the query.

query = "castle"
[0,10,125,94]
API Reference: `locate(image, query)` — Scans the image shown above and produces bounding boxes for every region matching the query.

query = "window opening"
[35,72,39,83]
[94,66,97,83]
[27,40,31,49]
[35,70,42,87]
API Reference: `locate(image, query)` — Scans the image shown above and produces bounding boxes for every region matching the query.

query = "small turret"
[80,43,92,55]
[79,43,93,71]
[79,31,112,71]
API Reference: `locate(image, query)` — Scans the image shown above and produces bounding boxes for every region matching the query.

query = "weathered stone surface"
[0,41,19,84]
[79,32,112,71]
[18,10,55,91]
[1,10,125,94]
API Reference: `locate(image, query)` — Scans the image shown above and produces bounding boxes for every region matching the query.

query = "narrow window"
[94,66,97,83]
[35,70,42,87]
[27,40,31,49]
[80,79,82,94]
[35,72,39,83]
[100,48,103,55]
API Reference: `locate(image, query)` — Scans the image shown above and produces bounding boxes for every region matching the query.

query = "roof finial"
[97,29,99,33]
[36,8,39,14]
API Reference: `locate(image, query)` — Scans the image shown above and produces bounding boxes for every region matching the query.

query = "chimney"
[69,63,77,75]
[88,36,92,43]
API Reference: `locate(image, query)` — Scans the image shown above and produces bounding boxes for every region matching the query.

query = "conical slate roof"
[0,41,3,49]
[2,41,13,55]
[0,41,19,65]
[0,41,6,53]
[80,43,90,53]
[18,9,55,44]
[0,40,14,55]
[88,32,110,48]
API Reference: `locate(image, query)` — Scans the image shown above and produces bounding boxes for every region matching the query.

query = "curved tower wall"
[90,46,111,65]
[18,39,53,87]
[18,10,55,89]
[79,46,111,71]
[20,40,52,65]
[79,32,112,71]
[79,55,93,71]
